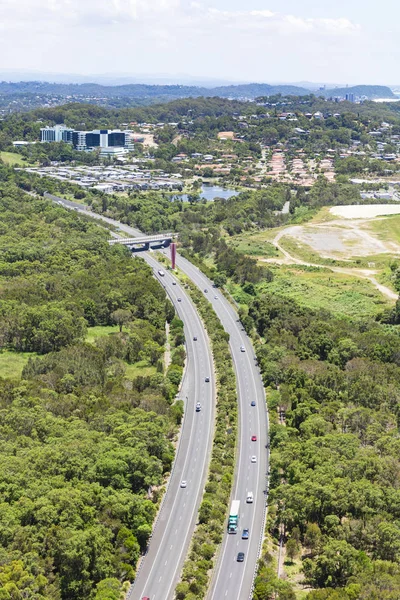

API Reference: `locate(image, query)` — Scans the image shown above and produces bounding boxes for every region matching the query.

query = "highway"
[46,196,269,598]
[46,197,216,600]
[129,256,216,600]
[175,256,269,600]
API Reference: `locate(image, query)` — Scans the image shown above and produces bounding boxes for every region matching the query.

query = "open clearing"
[232,205,400,311]
[86,326,157,379]
[0,151,26,166]
[0,350,37,378]
[261,266,391,318]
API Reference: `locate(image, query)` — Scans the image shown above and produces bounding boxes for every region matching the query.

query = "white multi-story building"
[40,126,134,152]
[40,125,74,143]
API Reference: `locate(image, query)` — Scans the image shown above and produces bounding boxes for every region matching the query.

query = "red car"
[251,435,257,442]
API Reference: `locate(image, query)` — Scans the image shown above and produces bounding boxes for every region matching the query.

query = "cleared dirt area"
[267,209,400,301]
[330,205,400,219]
[275,222,394,259]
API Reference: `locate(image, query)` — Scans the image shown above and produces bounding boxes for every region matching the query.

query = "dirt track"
[269,222,398,301]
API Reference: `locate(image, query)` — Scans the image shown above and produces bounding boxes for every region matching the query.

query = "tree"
[111,309,132,332]
[286,538,300,562]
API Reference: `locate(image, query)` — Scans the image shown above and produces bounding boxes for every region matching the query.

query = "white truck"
[228,500,240,533]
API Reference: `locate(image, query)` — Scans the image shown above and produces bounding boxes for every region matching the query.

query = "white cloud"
[0,0,371,81]
[0,0,181,27]
[199,7,360,37]
[0,0,360,35]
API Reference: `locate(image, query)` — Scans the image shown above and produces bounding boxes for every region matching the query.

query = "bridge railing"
[108,232,178,245]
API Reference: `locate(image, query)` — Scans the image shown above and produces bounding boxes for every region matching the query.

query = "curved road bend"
[46,198,216,600]
[46,197,268,598]
[175,256,269,600]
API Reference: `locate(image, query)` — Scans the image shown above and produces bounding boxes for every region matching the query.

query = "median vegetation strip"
[174,275,238,600]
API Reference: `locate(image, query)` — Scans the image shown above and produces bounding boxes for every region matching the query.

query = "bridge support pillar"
[171,242,177,270]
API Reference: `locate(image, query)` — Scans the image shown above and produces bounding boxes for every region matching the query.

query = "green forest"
[0,169,185,599]
[250,293,400,599]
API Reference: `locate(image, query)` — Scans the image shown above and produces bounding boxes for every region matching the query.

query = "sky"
[0,0,399,85]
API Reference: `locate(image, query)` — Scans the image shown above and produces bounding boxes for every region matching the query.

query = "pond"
[173,184,240,203]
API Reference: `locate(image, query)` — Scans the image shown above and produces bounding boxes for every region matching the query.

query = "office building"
[40,126,134,152]
[40,125,74,143]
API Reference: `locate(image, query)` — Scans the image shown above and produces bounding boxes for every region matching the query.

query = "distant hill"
[0,81,394,102]
[0,81,311,100]
[322,85,396,99]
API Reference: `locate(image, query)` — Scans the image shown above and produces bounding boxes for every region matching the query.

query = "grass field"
[0,350,37,379]
[125,360,157,378]
[367,214,400,246]
[229,235,281,258]
[86,325,120,343]
[260,266,391,318]
[229,265,391,319]
[0,151,26,166]
[86,326,157,379]
[229,229,284,258]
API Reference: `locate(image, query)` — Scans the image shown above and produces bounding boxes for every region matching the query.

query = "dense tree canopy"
[0,171,184,599]
[248,292,400,597]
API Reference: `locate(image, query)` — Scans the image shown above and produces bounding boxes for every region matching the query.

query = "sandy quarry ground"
[140,134,158,148]
[267,206,400,301]
[330,205,400,219]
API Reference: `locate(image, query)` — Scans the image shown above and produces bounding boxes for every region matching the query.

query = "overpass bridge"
[108,232,178,251]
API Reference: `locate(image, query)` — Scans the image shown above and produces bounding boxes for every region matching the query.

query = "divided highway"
[175,256,269,600]
[46,196,269,599]
[129,257,216,600]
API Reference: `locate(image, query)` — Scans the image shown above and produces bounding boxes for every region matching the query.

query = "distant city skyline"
[0,0,399,84]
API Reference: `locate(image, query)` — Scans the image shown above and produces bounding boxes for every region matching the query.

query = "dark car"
[172,281,177,285]
[237,552,245,562]
[205,376,210,382]
[177,298,182,302]
[204,289,208,293]
[242,529,249,540]
[193,336,198,341]
[251,400,256,407]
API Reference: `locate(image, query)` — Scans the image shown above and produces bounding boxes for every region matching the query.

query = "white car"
[251,456,257,463]
[180,480,187,488]
[240,346,245,352]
